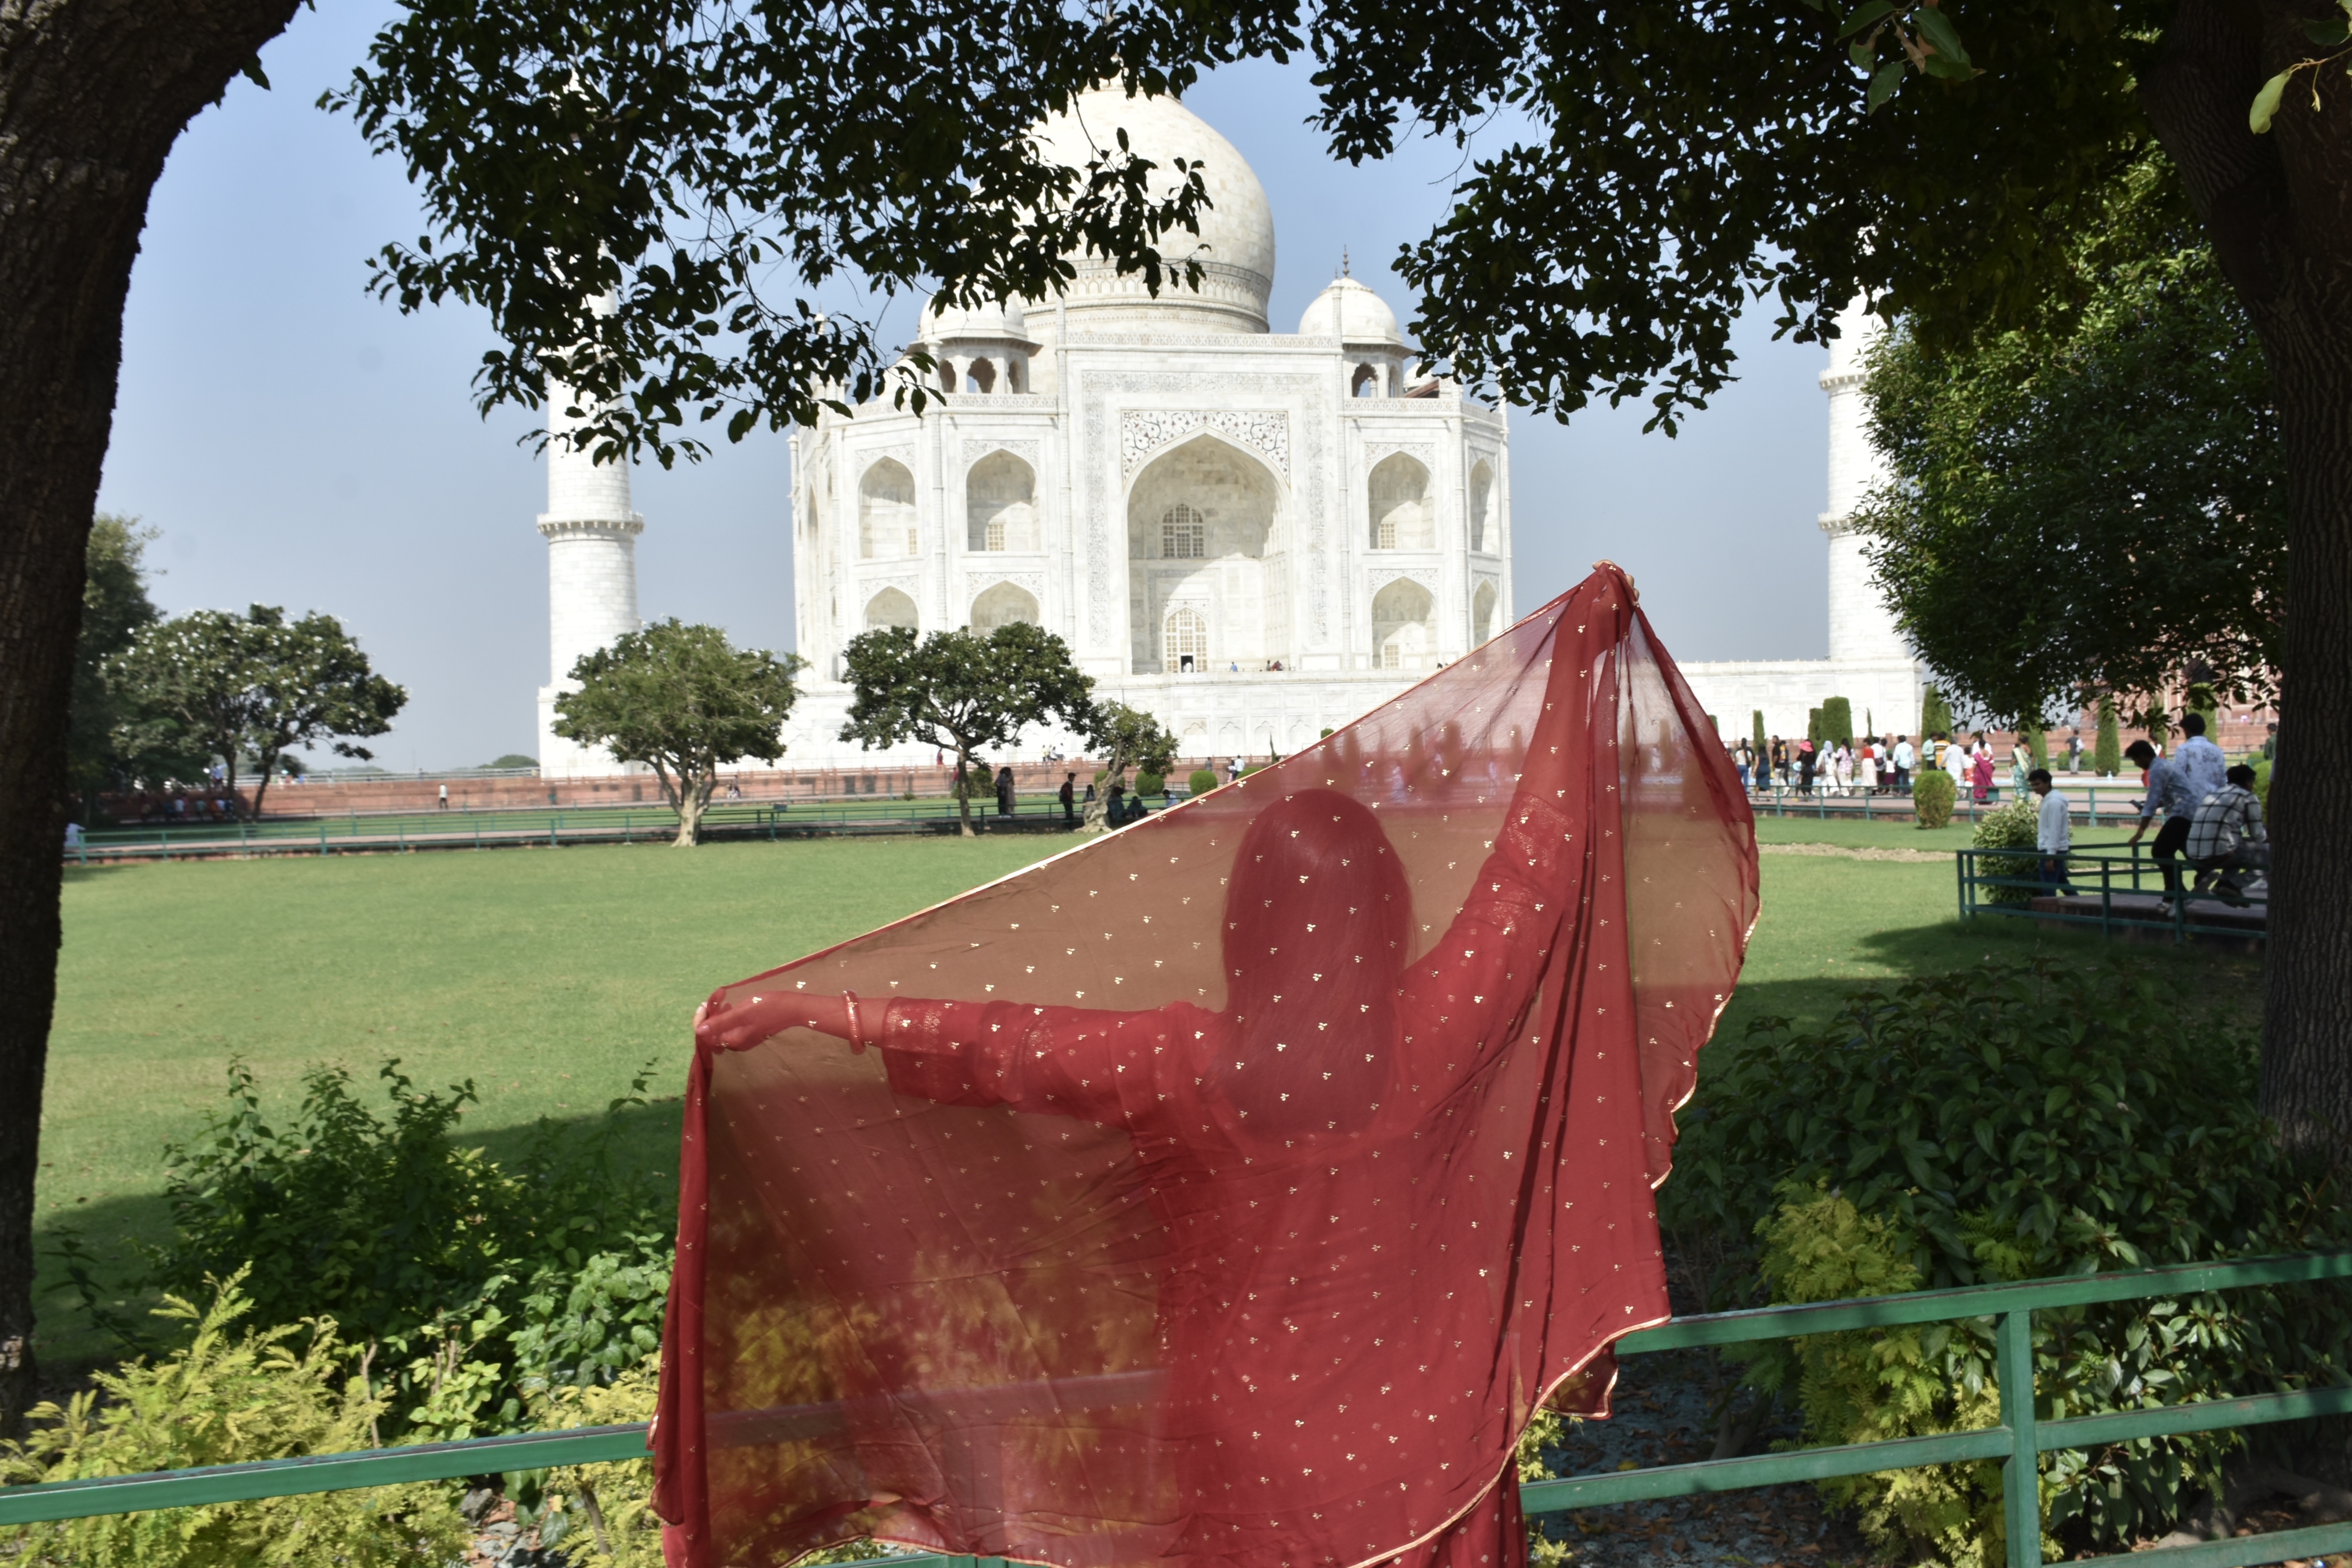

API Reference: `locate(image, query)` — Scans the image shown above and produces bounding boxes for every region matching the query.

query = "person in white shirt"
[2030,768,2073,893]
[2171,712,2228,801]
[1892,737,1915,790]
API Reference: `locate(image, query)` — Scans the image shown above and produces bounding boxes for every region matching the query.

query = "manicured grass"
[35,823,2259,1366]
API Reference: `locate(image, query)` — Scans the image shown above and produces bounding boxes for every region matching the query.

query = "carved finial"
[1342,248,1352,278]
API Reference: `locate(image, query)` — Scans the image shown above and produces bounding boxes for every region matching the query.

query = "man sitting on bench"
[2185,764,2267,907]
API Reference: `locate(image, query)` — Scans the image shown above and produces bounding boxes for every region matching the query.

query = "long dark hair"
[1213,788,1410,1138]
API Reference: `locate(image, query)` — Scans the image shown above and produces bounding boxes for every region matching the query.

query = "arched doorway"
[1126,433,1286,673]
[1372,578,1435,670]
[966,451,1039,552]
[970,581,1040,633]
[1471,581,1498,646]
[1368,454,1432,550]
[859,458,918,559]
[1164,605,1208,673]
[865,587,918,632]
[1469,461,1494,553]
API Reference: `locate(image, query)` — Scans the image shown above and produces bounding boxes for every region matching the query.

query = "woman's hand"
[695,990,888,1051]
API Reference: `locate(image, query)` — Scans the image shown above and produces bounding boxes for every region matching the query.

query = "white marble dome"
[1298,276,1401,343]
[1028,88,1277,337]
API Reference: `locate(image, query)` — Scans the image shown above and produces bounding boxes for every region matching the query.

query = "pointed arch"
[1368,453,1432,550]
[970,581,1040,632]
[859,458,918,560]
[966,450,1039,552]
[865,587,919,631]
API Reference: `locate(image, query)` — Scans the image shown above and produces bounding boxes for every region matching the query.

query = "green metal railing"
[1956,845,2268,948]
[1745,779,2145,827]
[63,796,1179,864]
[7,1252,2349,1568]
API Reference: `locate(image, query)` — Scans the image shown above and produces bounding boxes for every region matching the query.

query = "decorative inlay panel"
[1120,409,1291,480]
[1365,441,1436,473]
[960,438,1043,468]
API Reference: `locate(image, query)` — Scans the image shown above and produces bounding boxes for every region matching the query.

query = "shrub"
[1134,770,1165,796]
[1912,769,1957,828]
[1820,696,1854,747]
[2094,695,2122,775]
[1922,685,1954,738]
[1662,962,2352,1562]
[1971,796,2041,906]
[153,1059,672,1440]
[1,1271,468,1567]
[1187,768,1217,796]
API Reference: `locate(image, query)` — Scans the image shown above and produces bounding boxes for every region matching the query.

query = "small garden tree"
[1920,686,1953,740]
[1819,696,1854,749]
[110,605,406,818]
[553,620,803,846]
[1081,702,1177,832]
[2094,696,2123,777]
[839,623,1094,837]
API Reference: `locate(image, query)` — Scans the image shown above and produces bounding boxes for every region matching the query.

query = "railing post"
[1998,1307,2041,1568]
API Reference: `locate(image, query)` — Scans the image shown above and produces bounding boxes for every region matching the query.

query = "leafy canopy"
[333,0,2157,455]
[65,516,178,803]
[553,618,803,814]
[840,622,1095,762]
[108,605,406,813]
[329,3,1298,466]
[1854,164,2284,726]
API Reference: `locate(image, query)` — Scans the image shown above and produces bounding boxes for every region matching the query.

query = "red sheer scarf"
[654,565,1758,1568]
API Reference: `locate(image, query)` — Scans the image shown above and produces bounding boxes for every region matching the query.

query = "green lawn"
[35,822,2259,1366]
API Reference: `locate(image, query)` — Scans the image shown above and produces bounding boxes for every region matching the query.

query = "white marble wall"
[1819,299,1907,665]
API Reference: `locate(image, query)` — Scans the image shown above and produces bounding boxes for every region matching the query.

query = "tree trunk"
[954,745,975,836]
[2144,0,2352,1158]
[0,0,305,1432]
[1084,759,1127,833]
[676,771,713,847]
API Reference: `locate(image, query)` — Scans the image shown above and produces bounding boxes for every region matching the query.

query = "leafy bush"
[1663,962,2352,1561]
[1187,768,1217,796]
[153,1059,672,1440]
[2094,694,2122,775]
[2,1271,468,1567]
[1912,768,1957,827]
[517,1358,665,1567]
[1820,696,1854,747]
[1971,796,2041,905]
[1134,770,1165,796]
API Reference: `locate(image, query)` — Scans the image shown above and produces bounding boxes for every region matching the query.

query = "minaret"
[535,368,643,777]
[1819,298,1904,664]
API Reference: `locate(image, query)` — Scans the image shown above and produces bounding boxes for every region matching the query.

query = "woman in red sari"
[655,567,1756,1568]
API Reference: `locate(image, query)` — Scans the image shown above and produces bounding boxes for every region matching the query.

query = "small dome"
[924,296,1033,345]
[1298,276,1400,344]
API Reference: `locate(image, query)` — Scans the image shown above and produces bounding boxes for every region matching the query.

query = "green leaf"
[1911,6,1971,65]
[240,55,271,90]
[1922,53,1974,80]
[2304,17,2350,43]
[2251,69,2291,133]
[1837,0,1896,40]
[1867,59,1907,111]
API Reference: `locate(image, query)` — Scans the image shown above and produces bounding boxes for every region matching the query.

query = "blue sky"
[96,5,1835,770]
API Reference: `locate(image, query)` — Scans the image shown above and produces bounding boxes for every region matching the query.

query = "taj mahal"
[533,91,1918,777]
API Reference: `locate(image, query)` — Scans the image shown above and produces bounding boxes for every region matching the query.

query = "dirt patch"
[1758,842,1945,864]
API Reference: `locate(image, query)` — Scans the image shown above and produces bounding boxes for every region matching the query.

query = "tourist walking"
[438,783,449,810]
[1796,740,1816,797]
[995,765,1017,818]
[1858,744,1878,794]
[2124,738,2200,894]
[1892,735,1914,792]
[1971,746,1994,804]
[1059,772,1077,824]
[2030,767,2073,894]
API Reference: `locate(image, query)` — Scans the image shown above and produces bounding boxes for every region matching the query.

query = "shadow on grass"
[30,1096,686,1386]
